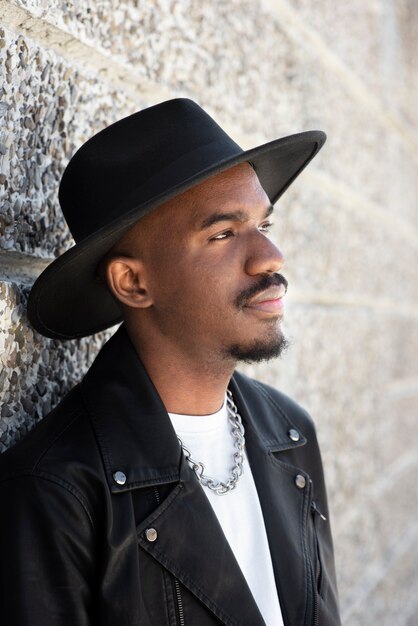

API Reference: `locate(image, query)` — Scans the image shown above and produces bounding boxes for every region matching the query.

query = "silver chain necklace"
[177,389,246,495]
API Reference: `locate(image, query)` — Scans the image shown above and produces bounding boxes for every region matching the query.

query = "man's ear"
[105,256,153,309]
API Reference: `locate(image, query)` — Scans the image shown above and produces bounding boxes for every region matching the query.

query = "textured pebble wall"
[1,1,418,624]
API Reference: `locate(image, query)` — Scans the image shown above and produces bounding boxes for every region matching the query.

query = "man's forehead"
[191,161,261,197]
[184,162,271,220]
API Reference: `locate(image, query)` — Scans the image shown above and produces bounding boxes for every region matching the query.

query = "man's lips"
[235,273,288,311]
[244,285,286,313]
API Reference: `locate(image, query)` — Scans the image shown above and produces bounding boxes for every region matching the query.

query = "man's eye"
[211,230,234,241]
[259,222,273,233]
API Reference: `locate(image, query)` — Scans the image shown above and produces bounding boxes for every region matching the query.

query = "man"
[0,99,340,625]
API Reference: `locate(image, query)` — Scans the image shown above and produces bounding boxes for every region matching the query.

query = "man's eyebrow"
[199,204,274,230]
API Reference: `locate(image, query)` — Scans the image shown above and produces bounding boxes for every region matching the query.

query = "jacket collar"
[81,324,306,494]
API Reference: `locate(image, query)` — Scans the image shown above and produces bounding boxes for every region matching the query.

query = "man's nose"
[244,231,285,276]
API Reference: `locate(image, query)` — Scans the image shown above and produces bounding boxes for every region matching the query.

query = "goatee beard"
[227,272,290,364]
[226,332,289,364]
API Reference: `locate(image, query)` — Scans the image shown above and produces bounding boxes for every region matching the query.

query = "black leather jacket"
[0,326,340,626]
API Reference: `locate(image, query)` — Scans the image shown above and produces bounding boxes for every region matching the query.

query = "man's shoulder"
[0,384,101,486]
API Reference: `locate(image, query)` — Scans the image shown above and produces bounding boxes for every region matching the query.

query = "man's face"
[117,162,288,364]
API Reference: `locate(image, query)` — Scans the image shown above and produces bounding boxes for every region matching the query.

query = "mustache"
[235,274,289,309]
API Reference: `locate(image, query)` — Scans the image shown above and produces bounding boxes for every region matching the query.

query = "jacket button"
[288,428,300,442]
[145,528,158,542]
[113,471,127,485]
[295,474,306,489]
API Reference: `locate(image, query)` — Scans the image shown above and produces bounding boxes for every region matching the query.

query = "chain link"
[178,389,246,495]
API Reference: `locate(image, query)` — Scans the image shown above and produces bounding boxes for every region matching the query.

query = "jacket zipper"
[311,499,327,521]
[306,487,320,626]
[154,487,185,626]
[311,566,319,626]
[311,500,326,596]
[174,577,185,626]
[153,486,161,505]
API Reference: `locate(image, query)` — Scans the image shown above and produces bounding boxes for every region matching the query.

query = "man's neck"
[127,329,236,415]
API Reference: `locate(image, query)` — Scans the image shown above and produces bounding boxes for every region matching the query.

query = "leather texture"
[0,325,341,625]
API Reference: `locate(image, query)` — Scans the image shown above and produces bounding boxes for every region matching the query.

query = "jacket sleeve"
[0,473,97,626]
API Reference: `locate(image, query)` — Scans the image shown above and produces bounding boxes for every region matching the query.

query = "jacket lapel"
[137,454,265,626]
[81,325,182,491]
[230,375,312,626]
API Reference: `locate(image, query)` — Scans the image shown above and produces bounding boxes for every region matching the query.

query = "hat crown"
[59,99,242,242]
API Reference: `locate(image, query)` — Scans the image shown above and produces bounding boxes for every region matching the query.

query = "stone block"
[0,281,114,451]
[291,0,418,127]
[0,27,139,258]
[8,0,305,135]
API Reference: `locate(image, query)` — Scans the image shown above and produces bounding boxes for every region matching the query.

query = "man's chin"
[226,333,289,364]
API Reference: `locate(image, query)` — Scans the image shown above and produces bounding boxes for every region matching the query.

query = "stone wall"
[1,1,418,623]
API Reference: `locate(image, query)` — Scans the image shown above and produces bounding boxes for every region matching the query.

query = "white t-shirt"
[168,396,284,626]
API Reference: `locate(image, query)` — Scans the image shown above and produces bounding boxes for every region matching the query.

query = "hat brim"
[27,130,325,339]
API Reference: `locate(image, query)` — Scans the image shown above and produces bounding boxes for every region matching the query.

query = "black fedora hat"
[28,98,326,339]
